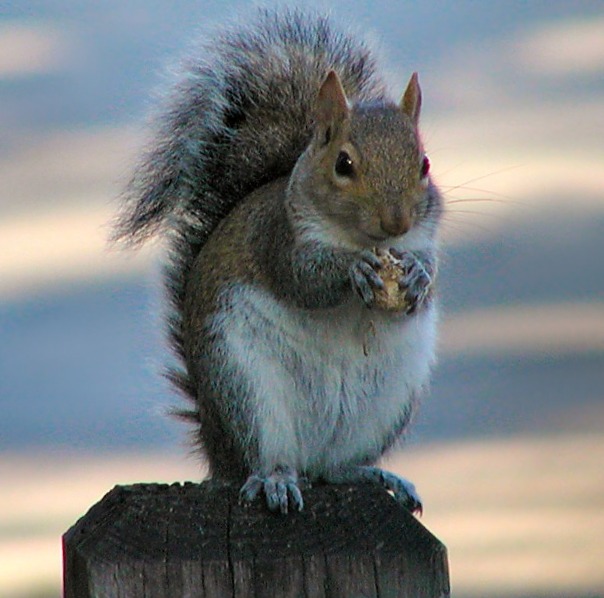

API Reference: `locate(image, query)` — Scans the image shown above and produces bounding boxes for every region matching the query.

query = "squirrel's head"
[288,70,439,249]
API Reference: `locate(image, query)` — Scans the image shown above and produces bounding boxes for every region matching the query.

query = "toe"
[239,475,263,503]
[288,482,304,512]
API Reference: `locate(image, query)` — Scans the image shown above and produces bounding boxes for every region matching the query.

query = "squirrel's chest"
[219,285,437,472]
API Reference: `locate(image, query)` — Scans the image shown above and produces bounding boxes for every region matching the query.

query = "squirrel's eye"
[420,154,430,179]
[335,151,354,178]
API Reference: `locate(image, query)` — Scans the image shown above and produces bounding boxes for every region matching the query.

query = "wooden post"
[63,481,449,597]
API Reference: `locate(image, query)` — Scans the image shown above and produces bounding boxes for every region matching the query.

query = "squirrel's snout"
[379,205,412,237]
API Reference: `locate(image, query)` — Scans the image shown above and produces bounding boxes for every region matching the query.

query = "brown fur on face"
[290,102,427,246]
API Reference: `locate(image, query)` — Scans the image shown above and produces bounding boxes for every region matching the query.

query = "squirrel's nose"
[379,205,412,237]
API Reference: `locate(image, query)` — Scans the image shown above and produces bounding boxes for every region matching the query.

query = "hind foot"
[239,465,304,515]
[325,465,423,515]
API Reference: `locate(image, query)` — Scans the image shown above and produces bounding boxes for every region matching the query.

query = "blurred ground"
[1,1,603,597]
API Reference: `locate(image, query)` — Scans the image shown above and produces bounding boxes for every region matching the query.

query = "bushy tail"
[112,8,387,403]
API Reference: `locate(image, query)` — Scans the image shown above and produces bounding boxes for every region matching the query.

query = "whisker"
[439,165,522,195]
[439,208,512,232]
[445,197,526,210]
[439,219,495,236]
[441,186,518,202]
[433,160,468,178]
[443,208,503,217]
[443,211,507,222]
[446,197,509,205]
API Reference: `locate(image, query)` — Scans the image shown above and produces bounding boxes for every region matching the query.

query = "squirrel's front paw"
[239,465,304,514]
[349,250,385,308]
[390,249,435,315]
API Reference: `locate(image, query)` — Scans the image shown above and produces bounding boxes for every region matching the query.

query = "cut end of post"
[63,481,450,597]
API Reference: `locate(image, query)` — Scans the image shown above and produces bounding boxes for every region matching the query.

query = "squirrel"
[112,8,442,515]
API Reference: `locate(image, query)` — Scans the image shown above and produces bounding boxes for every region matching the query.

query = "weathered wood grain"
[63,481,449,597]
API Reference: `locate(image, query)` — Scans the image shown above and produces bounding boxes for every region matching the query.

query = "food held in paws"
[373,249,409,311]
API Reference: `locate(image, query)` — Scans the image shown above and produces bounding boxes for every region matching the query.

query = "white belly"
[216,285,438,476]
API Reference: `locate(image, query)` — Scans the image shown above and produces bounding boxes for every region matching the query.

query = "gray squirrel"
[113,8,442,514]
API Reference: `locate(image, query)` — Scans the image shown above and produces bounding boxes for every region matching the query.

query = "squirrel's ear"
[316,70,350,138]
[400,72,422,126]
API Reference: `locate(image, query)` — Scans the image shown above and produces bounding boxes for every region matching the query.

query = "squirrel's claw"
[240,466,304,514]
[374,468,423,515]
[391,249,434,315]
[239,474,263,502]
[350,251,384,307]
[323,465,423,516]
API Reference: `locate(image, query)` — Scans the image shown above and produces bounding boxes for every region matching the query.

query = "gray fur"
[113,8,443,513]
[112,7,387,408]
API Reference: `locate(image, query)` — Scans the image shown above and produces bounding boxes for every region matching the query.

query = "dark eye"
[420,154,430,179]
[335,151,354,177]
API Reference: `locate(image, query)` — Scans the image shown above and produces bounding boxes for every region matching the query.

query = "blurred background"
[1,1,603,596]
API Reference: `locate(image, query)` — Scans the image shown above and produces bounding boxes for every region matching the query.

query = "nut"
[372,248,408,311]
